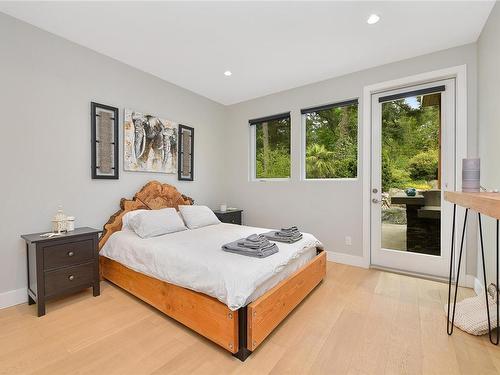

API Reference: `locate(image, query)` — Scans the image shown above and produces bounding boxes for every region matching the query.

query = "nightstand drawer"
[213,210,243,225]
[224,212,241,225]
[44,263,94,297]
[43,238,93,270]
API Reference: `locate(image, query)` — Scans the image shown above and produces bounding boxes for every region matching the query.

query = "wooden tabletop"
[444,192,500,219]
[391,194,425,206]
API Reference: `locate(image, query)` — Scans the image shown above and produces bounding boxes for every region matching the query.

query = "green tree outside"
[305,104,358,179]
[255,117,291,178]
[381,95,440,191]
[253,95,439,186]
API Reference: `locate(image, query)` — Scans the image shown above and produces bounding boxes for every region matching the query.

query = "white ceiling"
[0,1,494,105]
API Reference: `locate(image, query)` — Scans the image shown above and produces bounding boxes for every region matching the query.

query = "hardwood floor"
[1,262,499,374]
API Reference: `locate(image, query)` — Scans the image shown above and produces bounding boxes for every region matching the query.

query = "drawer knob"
[68,275,75,281]
[67,251,75,257]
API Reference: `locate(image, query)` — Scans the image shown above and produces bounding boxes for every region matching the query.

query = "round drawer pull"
[67,251,75,257]
[68,275,75,281]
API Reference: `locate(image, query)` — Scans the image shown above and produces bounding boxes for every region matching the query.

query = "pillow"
[128,208,187,238]
[122,209,148,231]
[178,205,221,229]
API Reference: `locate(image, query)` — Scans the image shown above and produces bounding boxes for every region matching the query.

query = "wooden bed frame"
[98,181,326,361]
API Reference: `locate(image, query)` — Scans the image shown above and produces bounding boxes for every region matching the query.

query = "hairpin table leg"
[475,214,498,345]
[447,206,468,336]
[447,204,457,335]
[493,220,499,345]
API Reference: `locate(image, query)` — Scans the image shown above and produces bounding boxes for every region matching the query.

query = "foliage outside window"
[254,116,291,179]
[381,94,440,192]
[304,103,358,179]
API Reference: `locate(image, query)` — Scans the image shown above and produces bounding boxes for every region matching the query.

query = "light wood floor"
[1,262,500,375]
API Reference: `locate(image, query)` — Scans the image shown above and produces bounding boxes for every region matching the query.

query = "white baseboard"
[473,276,484,295]
[0,288,27,310]
[326,251,369,269]
[465,274,476,289]
[464,275,484,295]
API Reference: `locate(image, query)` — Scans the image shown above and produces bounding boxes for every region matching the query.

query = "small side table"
[21,227,101,317]
[444,192,500,345]
[213,209,243,225]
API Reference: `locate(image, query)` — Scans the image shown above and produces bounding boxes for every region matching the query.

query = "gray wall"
[478,2,500,284]
[0,13,227,296]
[224,44,478,269]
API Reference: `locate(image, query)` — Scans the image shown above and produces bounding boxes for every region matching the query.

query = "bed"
[98,181,326,361]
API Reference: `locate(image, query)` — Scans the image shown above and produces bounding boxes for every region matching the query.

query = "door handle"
[372,198,380,204]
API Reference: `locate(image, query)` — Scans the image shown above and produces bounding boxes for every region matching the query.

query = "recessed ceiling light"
[367,14,380,25]
[224,70,232,77]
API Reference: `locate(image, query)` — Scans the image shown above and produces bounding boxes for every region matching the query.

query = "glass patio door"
[370,79,456,278]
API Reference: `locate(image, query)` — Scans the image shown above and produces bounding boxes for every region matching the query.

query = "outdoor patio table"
[391,194,440,254]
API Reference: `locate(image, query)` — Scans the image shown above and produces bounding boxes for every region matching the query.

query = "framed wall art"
[178,124,194,181]
[91,102,119,179]
[124,109,177,173]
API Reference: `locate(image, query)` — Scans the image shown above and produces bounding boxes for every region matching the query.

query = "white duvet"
[100,223,323,310]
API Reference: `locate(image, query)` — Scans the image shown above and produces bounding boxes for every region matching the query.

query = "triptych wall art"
[90,103,195,180]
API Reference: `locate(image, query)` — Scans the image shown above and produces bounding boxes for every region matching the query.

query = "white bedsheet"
[100,223,322,310]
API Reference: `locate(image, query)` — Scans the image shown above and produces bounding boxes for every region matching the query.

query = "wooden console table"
[444,191,500,344]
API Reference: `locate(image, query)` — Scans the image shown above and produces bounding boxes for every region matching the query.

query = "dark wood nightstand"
[21,227,101,317]
[213,209,243,225]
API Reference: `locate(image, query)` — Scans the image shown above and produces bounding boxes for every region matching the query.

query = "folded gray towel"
[222,233,279,258]
[275,226,301,238]
[276,230,300,238]
[244,234,266,242]
[237,234,272,249]
[238,241,270,249]
[222,241,278,258]
[262,230,303,243]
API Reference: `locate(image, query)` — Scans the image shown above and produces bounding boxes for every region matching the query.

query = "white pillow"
[128,208,187,238]
[178,205,221,229]
[122,209,148,231]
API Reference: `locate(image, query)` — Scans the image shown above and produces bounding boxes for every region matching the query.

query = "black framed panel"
[378,85,445,103]
[301,99,358,115]
[91,102,119,179]
[178,124,194,181]
[249,112,290,125]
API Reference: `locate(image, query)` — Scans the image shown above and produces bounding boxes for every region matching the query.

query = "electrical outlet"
[345,236,352,246]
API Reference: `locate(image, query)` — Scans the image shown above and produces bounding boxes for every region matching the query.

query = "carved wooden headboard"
[99,181,194,249]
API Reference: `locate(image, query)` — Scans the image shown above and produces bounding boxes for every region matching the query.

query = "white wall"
[0,13,227,302]
[0,9,487,307]
[478,2,500,285]
[224,44,478,268]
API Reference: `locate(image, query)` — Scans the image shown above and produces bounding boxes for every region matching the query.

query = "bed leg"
[233,306,252,362]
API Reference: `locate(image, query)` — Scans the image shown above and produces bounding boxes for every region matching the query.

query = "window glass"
[304,103,358,179]
[254,116,291,179]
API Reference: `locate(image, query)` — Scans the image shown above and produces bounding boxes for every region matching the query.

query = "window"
[302,100,358,179]
[250,112,291,180]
